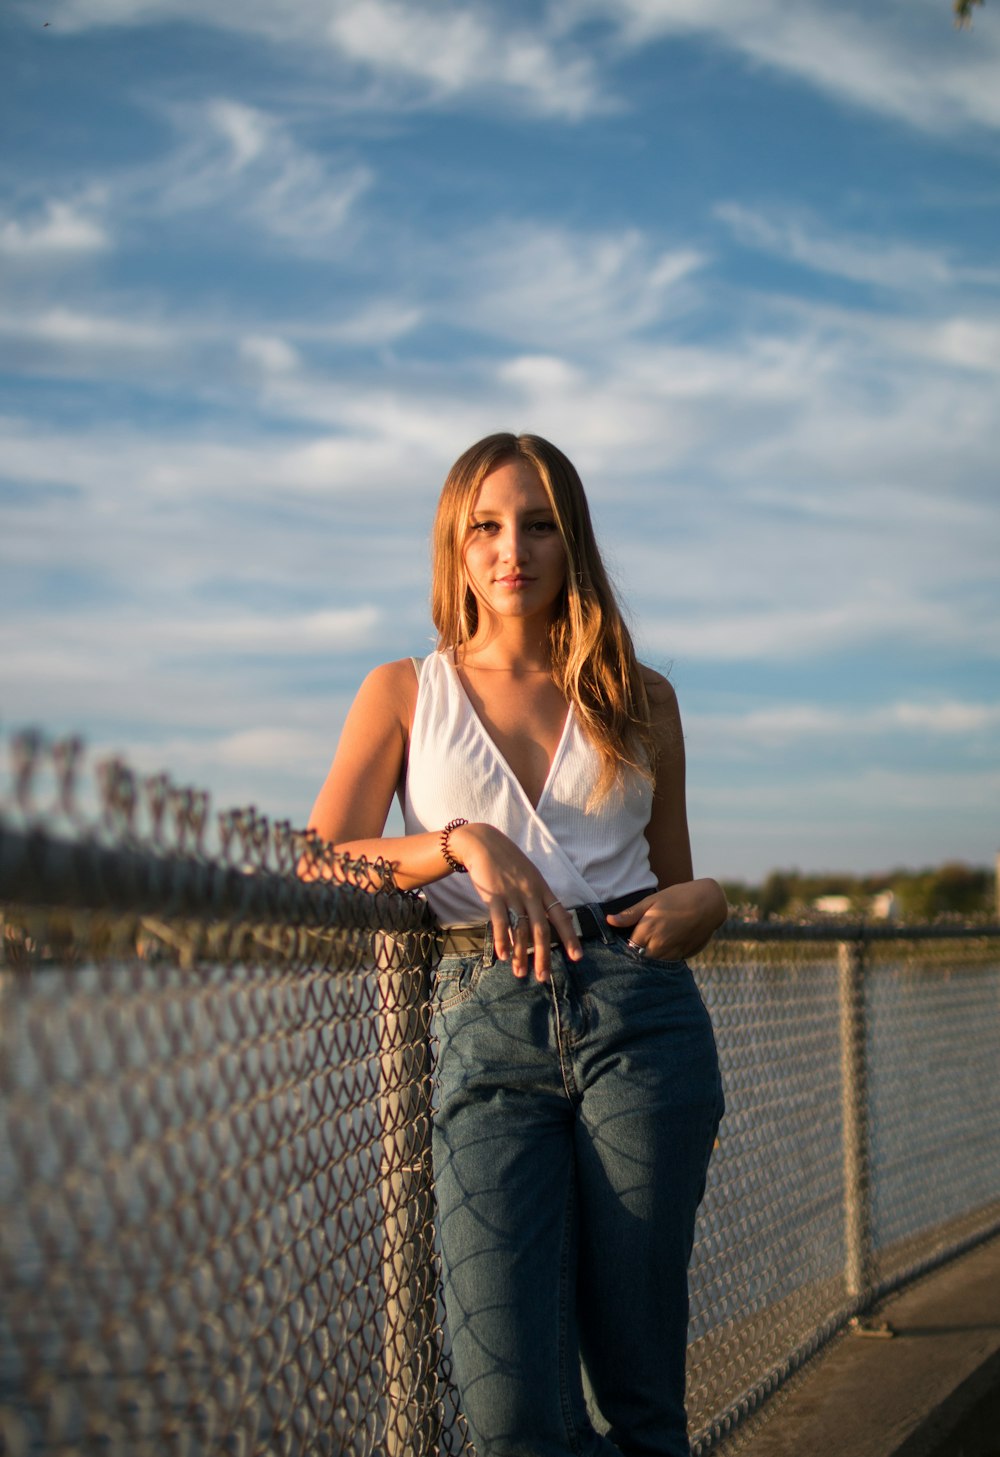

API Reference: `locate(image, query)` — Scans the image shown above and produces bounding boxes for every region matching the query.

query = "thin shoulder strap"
[410,655,426,680]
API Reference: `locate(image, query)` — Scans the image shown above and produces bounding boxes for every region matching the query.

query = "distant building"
[813,894,851,916]
[811,890,897,919]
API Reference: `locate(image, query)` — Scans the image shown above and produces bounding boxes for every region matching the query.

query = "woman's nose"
[500,526,527,561]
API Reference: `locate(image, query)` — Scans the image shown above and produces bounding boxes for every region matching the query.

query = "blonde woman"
[309,433,726,1457]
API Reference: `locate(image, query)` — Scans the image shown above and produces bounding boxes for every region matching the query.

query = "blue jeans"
[431,917,724,1457]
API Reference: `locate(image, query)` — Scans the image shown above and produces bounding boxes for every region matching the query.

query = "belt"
[437,888,654,958]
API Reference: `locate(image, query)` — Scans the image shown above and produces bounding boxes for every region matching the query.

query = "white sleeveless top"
[402,651,655,925]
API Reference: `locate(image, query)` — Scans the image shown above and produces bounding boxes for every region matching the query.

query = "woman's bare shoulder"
[639,664,678,710]
[365,656,423,689]
[357,657,421,724]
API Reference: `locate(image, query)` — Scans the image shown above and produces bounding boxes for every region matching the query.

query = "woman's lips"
[496,575,534,587]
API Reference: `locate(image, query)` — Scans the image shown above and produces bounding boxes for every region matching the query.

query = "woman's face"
[462,458,567,627]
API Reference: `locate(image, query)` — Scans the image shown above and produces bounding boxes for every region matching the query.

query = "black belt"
[438,888,654,958]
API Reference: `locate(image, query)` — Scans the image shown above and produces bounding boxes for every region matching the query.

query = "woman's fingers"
[488,888,584,982]
[510,906,532,980]
[489,898,515,968]
[522,894,553,983]
[545,900,583,962]
[605,881,727,963]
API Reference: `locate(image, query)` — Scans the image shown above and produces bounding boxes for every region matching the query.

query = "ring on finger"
[544,899,561,913]
[626,938,648,959]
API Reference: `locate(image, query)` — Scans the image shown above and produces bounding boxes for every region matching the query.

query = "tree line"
[720,860,996,922]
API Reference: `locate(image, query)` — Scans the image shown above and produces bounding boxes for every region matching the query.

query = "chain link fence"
[2,734,999,1455]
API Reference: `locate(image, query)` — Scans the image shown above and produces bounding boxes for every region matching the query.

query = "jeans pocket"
[613,934,689,974]
[432,954,485,1014]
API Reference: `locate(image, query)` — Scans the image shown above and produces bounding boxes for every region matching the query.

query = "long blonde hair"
[431,432,655,798]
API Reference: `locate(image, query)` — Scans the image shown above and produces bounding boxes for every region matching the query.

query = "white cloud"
[0,199,109,256]
[305,303,424,348]
[595,0,1000,135]
[715,203,1000,293]
[328,0,604,119]
[910,317,1000,375]
[0,306,178,354]
[149,98,371,249]
[213,726,335,769]
[0,416,438,512]
[688,699,1000,750]
[38,0,606,121]
[641,595,975,664]
[452,224,705,348]
[0,607,382,675]
[889,701,1000,734]
[240,335,301,374]
[22,0,1000,135]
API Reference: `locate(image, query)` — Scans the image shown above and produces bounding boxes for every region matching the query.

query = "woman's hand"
[449,822,583,983]
[605,879,728,962]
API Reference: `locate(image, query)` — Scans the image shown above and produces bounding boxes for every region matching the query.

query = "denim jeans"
[431,915,724,1457]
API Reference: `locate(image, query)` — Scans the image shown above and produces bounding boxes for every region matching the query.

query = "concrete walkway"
[726,1232,1000,1457]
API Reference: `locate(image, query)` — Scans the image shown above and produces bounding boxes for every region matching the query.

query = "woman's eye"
[470,520,498,534]
[529,520,557,533]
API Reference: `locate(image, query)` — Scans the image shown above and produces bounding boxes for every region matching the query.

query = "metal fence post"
[838,935,875,1313]
[377,928,440,1457]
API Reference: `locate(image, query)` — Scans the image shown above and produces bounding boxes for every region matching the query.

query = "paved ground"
[724,1232,1000,1457]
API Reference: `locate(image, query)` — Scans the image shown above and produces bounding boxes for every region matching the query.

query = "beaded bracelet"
[440,817,469,873]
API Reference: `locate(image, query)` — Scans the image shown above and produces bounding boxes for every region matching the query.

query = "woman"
[309,433,726,1457]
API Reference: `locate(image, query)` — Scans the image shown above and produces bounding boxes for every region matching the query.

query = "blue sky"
[2,0,998,881]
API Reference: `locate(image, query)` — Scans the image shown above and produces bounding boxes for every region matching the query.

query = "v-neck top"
[402,650,654,926]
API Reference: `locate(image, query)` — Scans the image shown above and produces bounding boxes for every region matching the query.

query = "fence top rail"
[0,822,433,935]
[0,729,435,945]
[713,918,1000,944]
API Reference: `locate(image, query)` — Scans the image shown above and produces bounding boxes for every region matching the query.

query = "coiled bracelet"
[440,818,469,873]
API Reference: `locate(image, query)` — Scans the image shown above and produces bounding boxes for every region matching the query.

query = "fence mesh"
[687,928,1000,1450]
[2,734,999,1456]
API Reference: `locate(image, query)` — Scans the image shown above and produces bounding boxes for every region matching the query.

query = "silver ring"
[544,899,561,913]
[626,939,648,959]
[509,910,529,928]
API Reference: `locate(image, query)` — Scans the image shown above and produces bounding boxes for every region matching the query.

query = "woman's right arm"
[306,659,582,977]
[307,659,449,889]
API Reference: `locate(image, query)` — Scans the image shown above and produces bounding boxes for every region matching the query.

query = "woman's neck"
[458,617,553,674]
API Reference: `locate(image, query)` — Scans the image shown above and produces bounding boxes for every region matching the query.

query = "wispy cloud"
[0,306,180,356]
[40,0,607,121]
[596,0,1000,135]
[0,606,383,670]
[0,198,109,256]
[689,699,1000,750]
[715,203,1000,293]
[23,0,1000,136]
[448,224,704,349]
[148,99,372,250]
[641,594,994,664]
[327,0,606,119]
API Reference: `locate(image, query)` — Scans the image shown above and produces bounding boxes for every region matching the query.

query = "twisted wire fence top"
[0,729,434,939]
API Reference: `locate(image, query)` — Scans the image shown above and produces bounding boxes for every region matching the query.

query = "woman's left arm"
[605,671,728,960]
